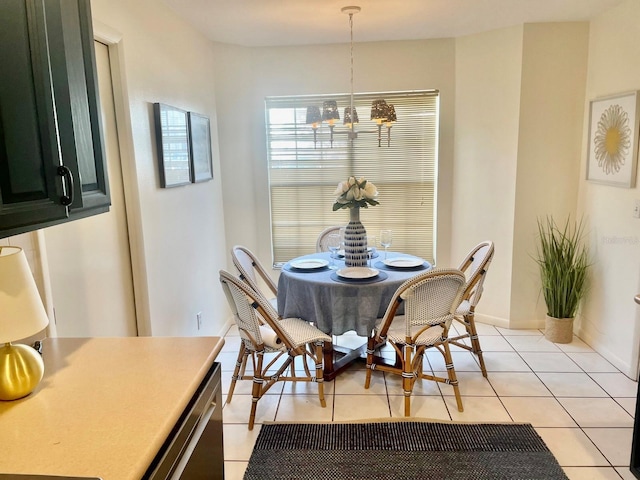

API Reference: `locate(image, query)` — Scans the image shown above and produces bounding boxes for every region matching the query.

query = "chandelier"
[305,6,396,148]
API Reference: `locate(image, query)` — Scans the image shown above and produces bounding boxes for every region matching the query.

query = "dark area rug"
[244,421,568,479]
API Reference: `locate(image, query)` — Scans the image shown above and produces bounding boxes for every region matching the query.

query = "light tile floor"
[219,322,638,480]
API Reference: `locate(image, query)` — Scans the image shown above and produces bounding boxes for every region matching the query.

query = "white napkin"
[259,325,283,348]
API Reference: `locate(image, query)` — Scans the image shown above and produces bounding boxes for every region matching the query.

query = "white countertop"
[0,336,224,479]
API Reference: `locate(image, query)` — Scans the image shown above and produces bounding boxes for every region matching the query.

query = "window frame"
[265,90,440,267]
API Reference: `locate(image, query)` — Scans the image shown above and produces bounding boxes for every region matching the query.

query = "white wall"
[453,23,590,328]
[213,39,458,274]
[510,23,590,327]
[453,10,640,376]
[90,0,229,337]
[210,43,260,269]
[577,0,640,377]
[453,26,524,326]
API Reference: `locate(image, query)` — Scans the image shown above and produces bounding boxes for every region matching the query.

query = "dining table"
[277,250,432,380]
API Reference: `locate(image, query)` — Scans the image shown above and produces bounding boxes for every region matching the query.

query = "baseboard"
[217,317,235,338]
[576,325,636,379]
[474,313,510,329]
[475,313,549,331]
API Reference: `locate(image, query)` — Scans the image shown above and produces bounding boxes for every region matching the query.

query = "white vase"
[344,207,368,267]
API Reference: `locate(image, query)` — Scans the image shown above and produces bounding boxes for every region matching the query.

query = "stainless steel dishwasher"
[145,362,224,479]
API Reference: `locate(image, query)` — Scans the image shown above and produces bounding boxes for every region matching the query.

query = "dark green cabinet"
[0,0,109,239]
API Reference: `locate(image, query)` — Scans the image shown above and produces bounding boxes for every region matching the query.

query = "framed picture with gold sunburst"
[587,91,639,188]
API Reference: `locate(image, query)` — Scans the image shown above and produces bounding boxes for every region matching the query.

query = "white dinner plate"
[383,257,424,268]
[336,267,379,279]
[290,259,329,270]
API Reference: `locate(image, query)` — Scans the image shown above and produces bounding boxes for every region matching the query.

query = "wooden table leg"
[322,339,394,381]
[322,341,336,381]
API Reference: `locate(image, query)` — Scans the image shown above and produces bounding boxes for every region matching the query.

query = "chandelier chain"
[349,12,355,133]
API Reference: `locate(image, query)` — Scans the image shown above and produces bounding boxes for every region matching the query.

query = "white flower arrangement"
[332,176,379,211]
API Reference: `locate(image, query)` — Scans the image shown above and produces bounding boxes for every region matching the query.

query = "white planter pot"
[544,315,574,344]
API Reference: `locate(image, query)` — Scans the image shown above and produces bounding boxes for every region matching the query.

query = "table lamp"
[0,246,49,401]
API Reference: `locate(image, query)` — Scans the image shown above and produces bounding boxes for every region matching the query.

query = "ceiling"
[158,0,624,48]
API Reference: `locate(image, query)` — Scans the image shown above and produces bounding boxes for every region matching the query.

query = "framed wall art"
[586,91,639,188]
[153,103,192,188]
[188,112,214,183]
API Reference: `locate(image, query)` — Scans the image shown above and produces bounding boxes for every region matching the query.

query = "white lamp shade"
[0,246,49,344]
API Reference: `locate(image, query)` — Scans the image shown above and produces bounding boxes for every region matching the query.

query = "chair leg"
[314,342,327,407]
[239,350,249,377]
[248,350,265,430]
[227,342,247,403]
[466,312,487,377]
[442,342,463,412]
[364,336,375,389]
[403,343,413,417]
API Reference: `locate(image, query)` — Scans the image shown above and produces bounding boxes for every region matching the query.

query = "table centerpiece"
[333,176,379,267]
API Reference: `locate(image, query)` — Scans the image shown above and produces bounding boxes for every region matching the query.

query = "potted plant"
[535,216,590,343]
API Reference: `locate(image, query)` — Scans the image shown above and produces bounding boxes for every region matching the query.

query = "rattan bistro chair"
[231,245,278,309]
[315,226,342,253]
[364,269,466,416]
[219,270,331,430]
[448,241,494,377]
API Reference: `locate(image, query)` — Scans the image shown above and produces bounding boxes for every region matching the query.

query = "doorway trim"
[93,21,152,336]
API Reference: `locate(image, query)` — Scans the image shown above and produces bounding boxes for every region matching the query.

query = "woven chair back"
[468,249,494,307]
[316,226,342,253]
[219,270,291,351]
[401,269,466,335]
[458,241,494,306]
[231,245,277,298]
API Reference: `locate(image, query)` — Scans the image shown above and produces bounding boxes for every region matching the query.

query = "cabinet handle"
[168,402,217,480]
[57,165,74,206]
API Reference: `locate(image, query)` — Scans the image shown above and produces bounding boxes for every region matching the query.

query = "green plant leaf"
[534,216,591,318]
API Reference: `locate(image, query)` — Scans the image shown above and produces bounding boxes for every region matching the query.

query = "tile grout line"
[221,325,635,472]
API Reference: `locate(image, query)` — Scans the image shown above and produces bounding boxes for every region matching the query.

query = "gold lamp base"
[0,342,45,401]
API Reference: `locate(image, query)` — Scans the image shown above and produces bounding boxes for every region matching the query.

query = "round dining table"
[277,251,432,380]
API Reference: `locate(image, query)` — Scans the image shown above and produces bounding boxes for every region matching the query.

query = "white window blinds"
[266,90,439,266]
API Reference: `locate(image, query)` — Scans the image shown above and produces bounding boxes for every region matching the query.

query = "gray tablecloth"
[277,252,432,336]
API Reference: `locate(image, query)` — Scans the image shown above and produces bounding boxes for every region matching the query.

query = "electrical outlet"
[635,200,640,219]
[196,312,202,330]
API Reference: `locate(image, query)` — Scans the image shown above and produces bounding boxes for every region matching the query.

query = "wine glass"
[367,235,377,267]
[380,229,392,260]
[327,233,341,269]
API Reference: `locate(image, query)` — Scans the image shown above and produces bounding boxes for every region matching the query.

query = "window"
[266,90,439,266]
